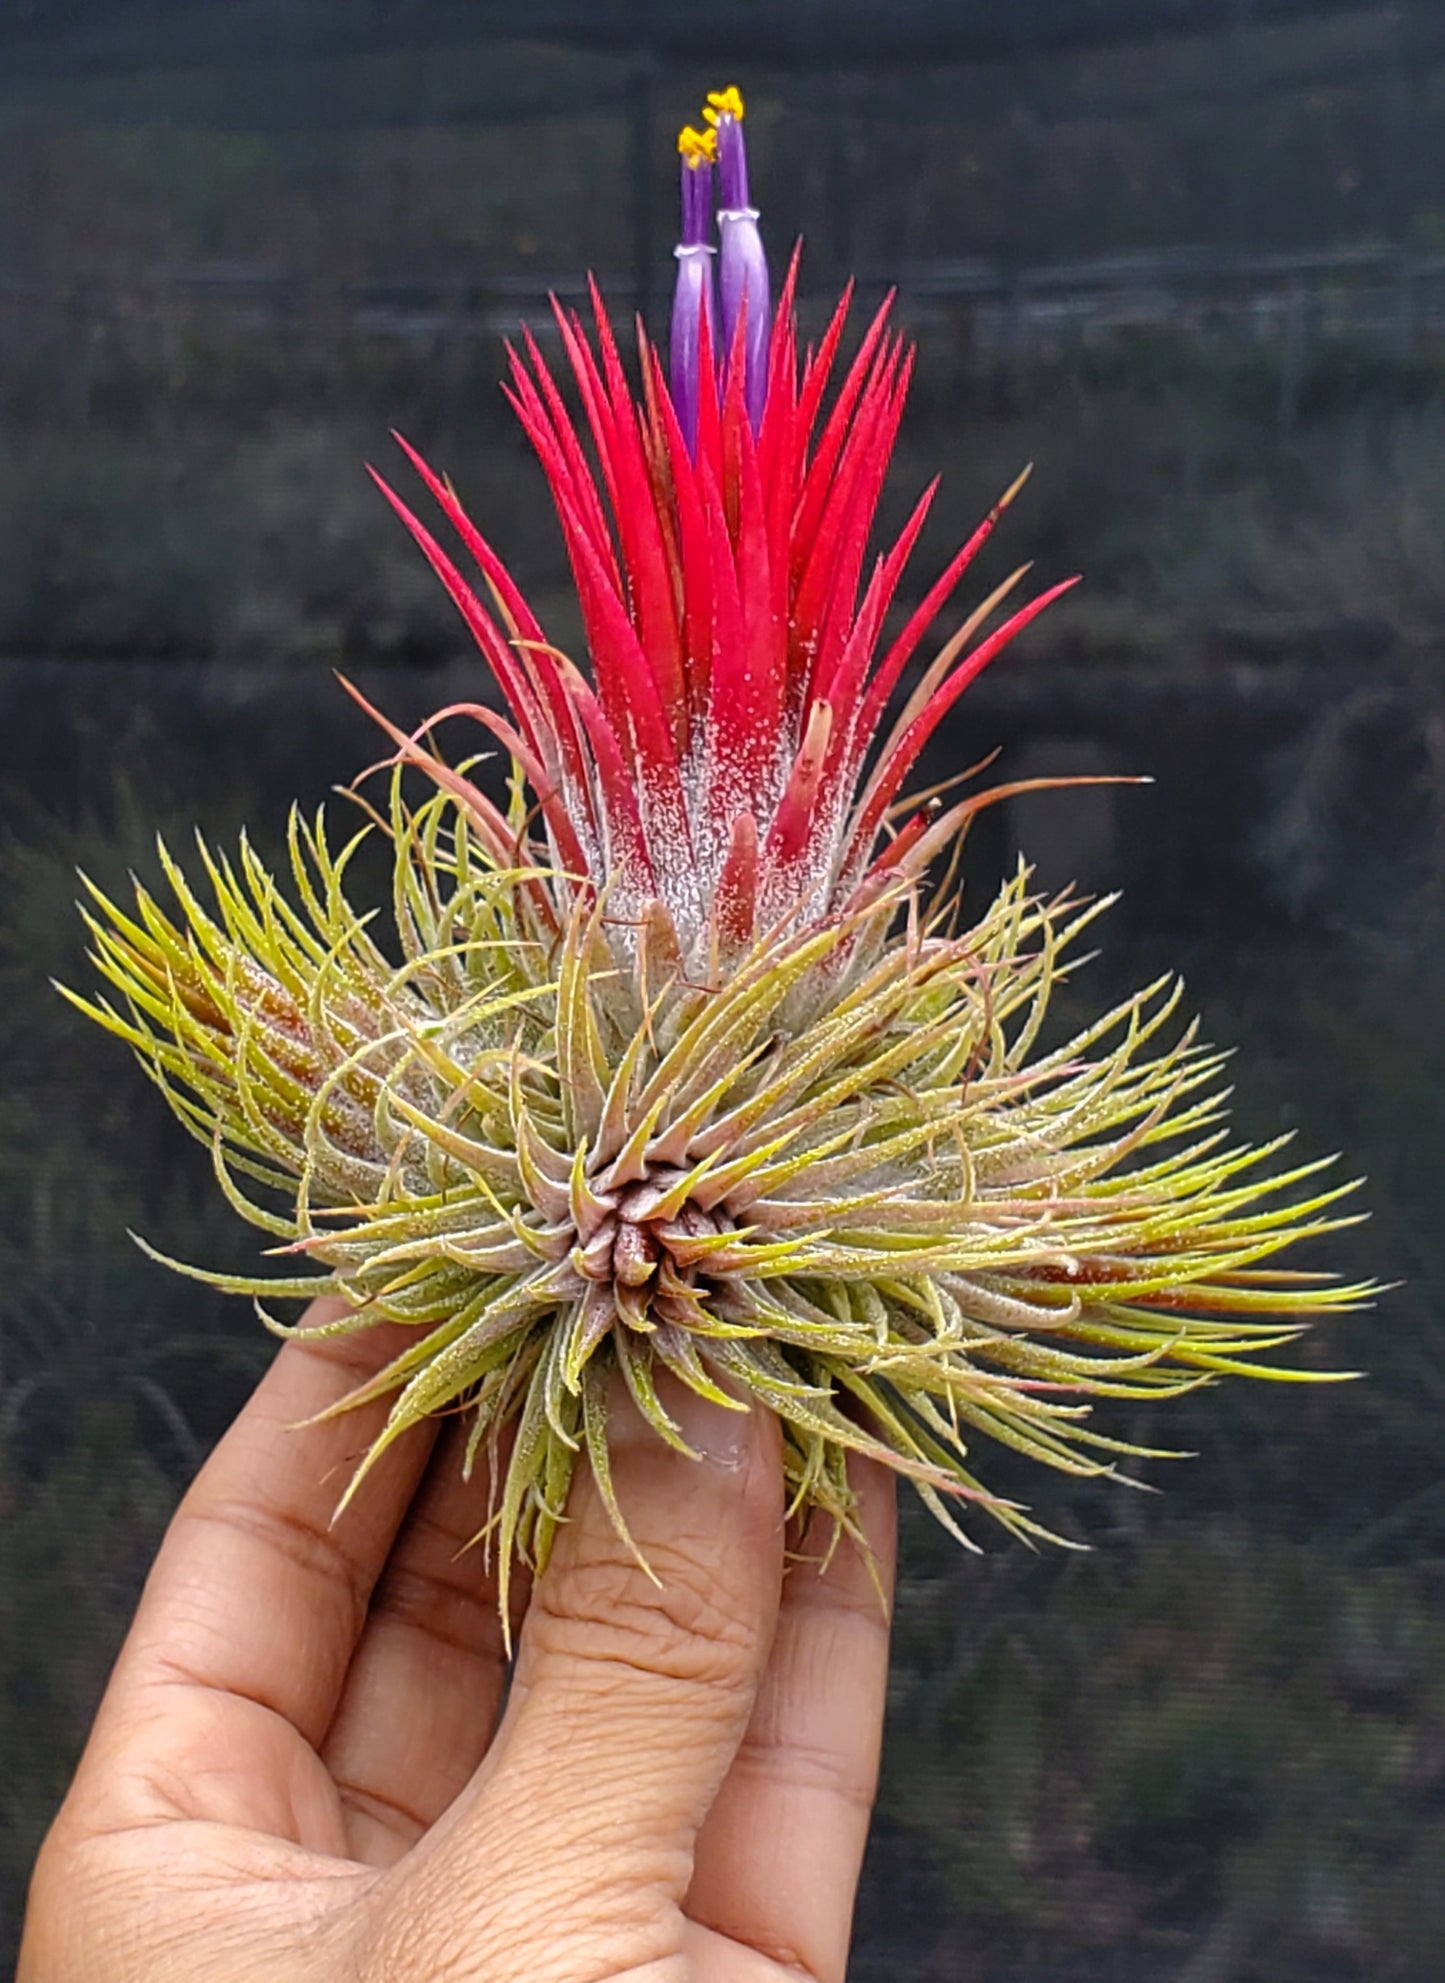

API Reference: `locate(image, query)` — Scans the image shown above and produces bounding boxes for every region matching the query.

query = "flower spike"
[67,83,1377,1612]
[670,122,718,458]
[705,85,770,431]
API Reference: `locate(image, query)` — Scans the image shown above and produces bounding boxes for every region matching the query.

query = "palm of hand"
[20,1308,894,1983]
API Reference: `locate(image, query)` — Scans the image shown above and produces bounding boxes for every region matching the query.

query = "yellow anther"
[703,84,745,127]
[677,123,717,165]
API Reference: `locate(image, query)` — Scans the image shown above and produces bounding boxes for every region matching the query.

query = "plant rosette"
[67,86,1373,1622]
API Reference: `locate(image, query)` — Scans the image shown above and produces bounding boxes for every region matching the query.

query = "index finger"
[90,1303,437,1783]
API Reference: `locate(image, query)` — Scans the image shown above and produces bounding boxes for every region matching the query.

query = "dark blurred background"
[1,4,1443,1978]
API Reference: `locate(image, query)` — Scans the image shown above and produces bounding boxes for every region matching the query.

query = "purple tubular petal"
[681,153,713,248]
[714,114,770,432]
[719,212,769,431]
[670,155,717,458]
[670,247,714,458]
[715,109,750,210]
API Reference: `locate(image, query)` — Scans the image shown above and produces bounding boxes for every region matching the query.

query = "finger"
[684,1456,898,1983]
[366,1377,784,1977]
[321,1418,522,1866]
[91,1302,438,1790]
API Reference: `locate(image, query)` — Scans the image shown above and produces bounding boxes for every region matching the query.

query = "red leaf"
[845,576,1080,868]
[367,468,545,760]
[712,809,759,955]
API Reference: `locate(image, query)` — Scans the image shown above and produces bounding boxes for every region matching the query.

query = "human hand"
[19,1302,895,1982]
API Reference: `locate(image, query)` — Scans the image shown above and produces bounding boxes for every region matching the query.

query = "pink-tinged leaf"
[530,642,658,896]
[866,562,1035,784]
[806,471,938,771]
[548,469,691,855]
[793,279,856,472]
[700,451,785,838]
[700,450,751,821]
[635,326,678,503]
[576,287,686,737]
[578,287,685,729]
[693,298,724,517]
[758,251,804,655]
[335,677,556,930]
[855,801,940,882]
[833,477,939,755]
[796,337,909,705]
[636,337,691,704]
[367,469,547,759]
[399,698,593,882]
[719,288,754,537]
[851,774,1148,906]
[390,432,548,650]
[503,370,621,599]
[813,553,890,761]
[760,697,834,877]
[504,359,637,647]
[856,463,1034,754]
[712,809,759,955]
[553,300,627,538]
[388,433,596,836]
[845,575,1081,868]
[755,244,800,492]
[512,331,621,590]
[607,438,686,741]
[730,376,786,757]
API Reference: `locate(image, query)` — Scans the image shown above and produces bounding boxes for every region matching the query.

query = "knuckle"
[738,1725,879,1814]
[529,1536,764,1697]
[181,1495,370,1626]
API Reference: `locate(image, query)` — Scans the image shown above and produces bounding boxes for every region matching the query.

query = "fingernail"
[672,1380,756,1469]
[608,1367,754,1470]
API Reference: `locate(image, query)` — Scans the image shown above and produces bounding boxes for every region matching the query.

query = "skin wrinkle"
[368,1500,504,1628]
[734,1609,886,1808]
[348,1556,506,1675]
[167,1494,375,1637]
[522,1563,769,1695]
[498,1696,731,1858]
[84,1673,329,1837]
[20,1318,894,1983]
[727,1722,878,1816]
[333,1776,432,1850]
[318,1416,521,1857]
[686,1921,820,1982]
[363,1833,687,1983]
[325,1608,501,1824]
[136,1719,307,1832]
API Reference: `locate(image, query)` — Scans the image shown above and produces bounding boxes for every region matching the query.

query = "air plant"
[66,88,1369,1607]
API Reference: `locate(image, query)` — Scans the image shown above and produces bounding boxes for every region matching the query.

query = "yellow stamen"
[677,123,717,165]
[703,84,745,126]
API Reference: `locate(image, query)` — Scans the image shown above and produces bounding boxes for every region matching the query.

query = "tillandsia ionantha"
[68,86,1371,1614]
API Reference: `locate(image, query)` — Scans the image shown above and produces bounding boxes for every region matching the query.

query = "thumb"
[376,1375,784,1975]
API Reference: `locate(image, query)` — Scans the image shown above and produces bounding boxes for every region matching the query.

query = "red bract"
[368,262,1077,965]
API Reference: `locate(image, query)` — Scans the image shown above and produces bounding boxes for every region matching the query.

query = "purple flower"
[668,125,717,458]
[706,87,770,431]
